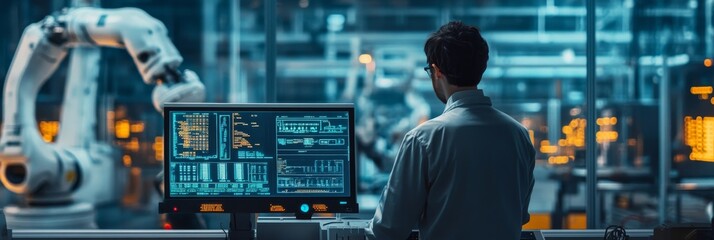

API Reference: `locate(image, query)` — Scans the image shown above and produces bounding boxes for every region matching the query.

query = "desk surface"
[8,229,656,240]
[6,221,656,240]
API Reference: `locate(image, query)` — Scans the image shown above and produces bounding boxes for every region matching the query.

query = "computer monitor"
[159,103,358,215]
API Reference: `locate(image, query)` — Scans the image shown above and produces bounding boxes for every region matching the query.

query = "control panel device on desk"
[159,104,358,235]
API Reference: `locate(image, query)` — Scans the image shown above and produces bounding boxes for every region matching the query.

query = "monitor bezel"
[160,103,358,214]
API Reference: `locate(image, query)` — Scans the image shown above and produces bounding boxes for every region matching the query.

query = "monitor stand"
[229,213,257,240]
[227,212,315,239]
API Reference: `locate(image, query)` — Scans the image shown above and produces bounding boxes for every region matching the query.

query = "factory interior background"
[2,0,714,231]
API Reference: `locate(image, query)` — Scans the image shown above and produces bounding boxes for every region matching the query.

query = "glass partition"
[594,0,713,228]
[270,0,590,228]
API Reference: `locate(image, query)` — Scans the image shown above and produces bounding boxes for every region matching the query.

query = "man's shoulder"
[405,118,446,144]
[494,109,530,133]
[411,117,446,134]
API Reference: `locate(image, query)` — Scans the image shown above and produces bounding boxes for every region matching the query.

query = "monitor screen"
[161,104,357,214]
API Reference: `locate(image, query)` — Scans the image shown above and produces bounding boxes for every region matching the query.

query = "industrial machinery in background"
[0,7,205,228]
[354,47,431,194]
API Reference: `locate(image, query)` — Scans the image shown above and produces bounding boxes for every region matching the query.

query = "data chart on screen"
[168,110,351,198]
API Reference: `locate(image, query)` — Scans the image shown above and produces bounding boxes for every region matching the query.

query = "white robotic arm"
[62,7,205,110]
[0,7,205,204]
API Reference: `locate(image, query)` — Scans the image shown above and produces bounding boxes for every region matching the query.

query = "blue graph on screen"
[168,110,350,198]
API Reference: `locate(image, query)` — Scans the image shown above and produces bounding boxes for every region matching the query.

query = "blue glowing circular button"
[300,204,310,213]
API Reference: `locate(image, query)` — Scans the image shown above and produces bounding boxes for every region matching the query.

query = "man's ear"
[431,64,444,80]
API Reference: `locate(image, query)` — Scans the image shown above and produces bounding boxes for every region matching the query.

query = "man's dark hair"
[424,21,489,87]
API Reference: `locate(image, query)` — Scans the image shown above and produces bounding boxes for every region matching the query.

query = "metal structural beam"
[229,0,241,103]
[241,53,690,79]
[355,7,691,17]
[230,31,634,45]
[585,0,599,229]
[658,54,671,224]
[265,0,277,103]
[202,0,219,102]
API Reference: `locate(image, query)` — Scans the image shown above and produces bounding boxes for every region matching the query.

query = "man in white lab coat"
[366,21,536,240]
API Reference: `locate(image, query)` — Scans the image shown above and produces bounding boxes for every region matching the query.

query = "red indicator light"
[163,223,172,229]
[173,207,178,212]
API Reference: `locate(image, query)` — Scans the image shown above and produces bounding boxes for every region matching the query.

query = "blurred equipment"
[0,7,205,229]
[353,47,429,174]
[652,223,712,240]
[356,87,428,170]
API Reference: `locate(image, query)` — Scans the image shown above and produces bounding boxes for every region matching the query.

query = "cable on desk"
[220,222,228,240]
[322,221,346,227]
[603,225,629,240]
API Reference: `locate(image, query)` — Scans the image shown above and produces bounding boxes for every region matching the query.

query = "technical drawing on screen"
[166,105,353,199]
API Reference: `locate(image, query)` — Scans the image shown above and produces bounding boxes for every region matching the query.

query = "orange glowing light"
[199,203,225,212]
[596,131,619,143]
[522,213,552,230]
[312,204,329,212]
[153,137,164,161]
[705,58,713,67]
[690,86,713,95]
[358,54,373,64]
[684,116,714,162]
[561,118,586,148]
[130,122,145,133]
[562,126,573,135]
[39,121,60,143]
[115,120,130,139]
[541,147,558,154]
[596,118,604,126]
[548,156,570,165]
[569,119,580,128]
[674,154,686,163]
[540,145,558,154]
[122,155,132,167]
[596,117,617,126]
[127,137,140,152]
[270,204,286,212]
